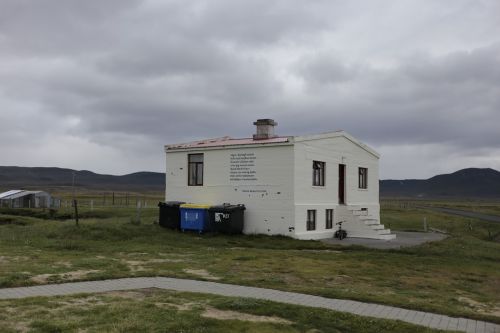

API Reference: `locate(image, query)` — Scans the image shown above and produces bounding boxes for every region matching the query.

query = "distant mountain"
[380,168,500,199]
[3,166,498,198]
[0,166,165,191]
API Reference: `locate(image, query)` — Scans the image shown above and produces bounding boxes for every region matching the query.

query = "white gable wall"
[166,144,296,235]
[293,135,380,239]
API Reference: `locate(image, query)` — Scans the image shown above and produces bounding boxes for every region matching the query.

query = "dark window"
[188,154,204,186]
[307,210,316,231]
[359,167,368,189]
[313,161,325,186]
[326,209,333,229]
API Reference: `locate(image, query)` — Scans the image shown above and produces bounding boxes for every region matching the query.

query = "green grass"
[0,289,448,333]
[382,199,500,217]
[381,204,500,241]
[0,203,499,325]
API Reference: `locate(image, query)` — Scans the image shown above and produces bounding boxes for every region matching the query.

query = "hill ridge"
[2,166,499,198]
[0,166,164,191]
[380,167,500,198]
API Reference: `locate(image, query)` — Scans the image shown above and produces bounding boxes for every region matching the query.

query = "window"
[312,161,325,186]
[326,209,333,229]
[307,210,316,231]
[188,154,204,186]
[358,167,368,189]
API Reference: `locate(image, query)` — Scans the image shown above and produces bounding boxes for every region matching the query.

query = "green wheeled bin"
[158,201,185,229]
[208,204,246,234]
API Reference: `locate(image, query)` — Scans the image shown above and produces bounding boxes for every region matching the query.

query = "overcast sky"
[1,0,499,179]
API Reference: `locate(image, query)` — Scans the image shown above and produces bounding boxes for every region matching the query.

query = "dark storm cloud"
[0,0,499,177]
[292,44,500,149]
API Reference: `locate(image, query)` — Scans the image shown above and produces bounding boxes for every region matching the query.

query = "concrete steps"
[367,223,385,230]
[337,206,396,240]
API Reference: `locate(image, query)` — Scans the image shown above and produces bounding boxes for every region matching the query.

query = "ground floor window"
[326,209,333,229]
[307,210,316,231]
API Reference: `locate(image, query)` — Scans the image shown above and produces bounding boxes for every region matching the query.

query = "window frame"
[306,209,316,231]
[358,167,368,189]
[325,209,333,229]
[188,153,204,186]
[312,161,325,186]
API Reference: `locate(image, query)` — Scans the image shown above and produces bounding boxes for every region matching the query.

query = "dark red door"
[339,164,346,204]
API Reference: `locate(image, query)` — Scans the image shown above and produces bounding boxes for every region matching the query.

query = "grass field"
[382,199,500,217]
[0,199,499,326]
[0,289,445,333]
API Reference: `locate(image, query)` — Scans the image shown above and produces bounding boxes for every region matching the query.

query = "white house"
[165,119,395,240]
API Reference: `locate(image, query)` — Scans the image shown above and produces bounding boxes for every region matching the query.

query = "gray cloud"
[291,44,500,149]
[0,0,499,178]
[0,0,141,56]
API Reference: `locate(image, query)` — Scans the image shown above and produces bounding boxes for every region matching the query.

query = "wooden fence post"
[73,199,79,227]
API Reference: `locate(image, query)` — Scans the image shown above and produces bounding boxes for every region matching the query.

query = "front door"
[339,164,346,204]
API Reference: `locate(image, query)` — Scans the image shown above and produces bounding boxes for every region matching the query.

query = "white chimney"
[253,119,277,140]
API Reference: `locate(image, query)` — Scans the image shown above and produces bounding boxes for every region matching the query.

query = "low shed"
[0,190,58,208]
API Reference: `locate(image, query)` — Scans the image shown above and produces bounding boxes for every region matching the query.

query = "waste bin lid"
[165,201,185,205]
[158,201,185,207]
[180,203,211,209]
[209,204,245,211]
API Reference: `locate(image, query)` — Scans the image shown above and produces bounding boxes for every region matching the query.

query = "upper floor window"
[307,210,316,231]
[188,154,204,186]
[358,167,368,189]
[313,161,325,186]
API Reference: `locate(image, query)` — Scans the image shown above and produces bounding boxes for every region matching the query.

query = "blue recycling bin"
[180,204,211,233]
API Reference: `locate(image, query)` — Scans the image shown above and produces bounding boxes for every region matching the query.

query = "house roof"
[165,130,379,158]
[0,190,24,199]
[165,136,291,150]
[294,131,380,158]
[0,190,47,200]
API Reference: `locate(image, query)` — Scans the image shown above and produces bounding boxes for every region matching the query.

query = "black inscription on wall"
[230,153,258,181]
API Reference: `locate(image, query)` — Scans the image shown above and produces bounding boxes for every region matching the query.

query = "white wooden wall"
[166,144,296,235]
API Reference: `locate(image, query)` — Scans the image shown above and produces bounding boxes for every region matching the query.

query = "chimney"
[253,119,278,140]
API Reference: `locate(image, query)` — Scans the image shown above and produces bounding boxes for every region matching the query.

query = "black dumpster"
[158,201,185,229]
[208,204,245,234]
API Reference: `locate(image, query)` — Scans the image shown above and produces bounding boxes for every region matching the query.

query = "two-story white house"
[165,119,395,240]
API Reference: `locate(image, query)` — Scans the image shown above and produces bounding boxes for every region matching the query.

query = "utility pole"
[72,171,79,227]
[136,201,142,224]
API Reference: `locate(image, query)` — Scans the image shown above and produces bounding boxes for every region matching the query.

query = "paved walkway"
[0,277,498,333]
